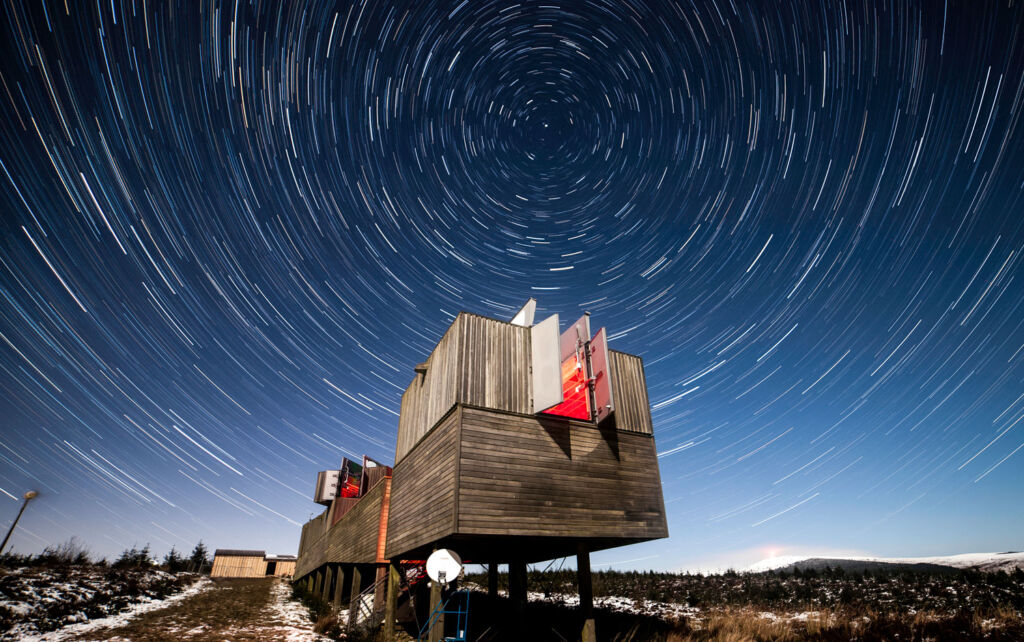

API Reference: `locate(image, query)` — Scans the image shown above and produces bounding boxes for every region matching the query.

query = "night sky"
[2,0,1023,571]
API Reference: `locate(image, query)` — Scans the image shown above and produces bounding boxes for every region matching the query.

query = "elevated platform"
[386,404,666,562]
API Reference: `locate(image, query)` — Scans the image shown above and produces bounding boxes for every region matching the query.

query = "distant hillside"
[748,551,1024,574]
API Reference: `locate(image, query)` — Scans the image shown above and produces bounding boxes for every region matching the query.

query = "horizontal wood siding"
[609,350,654,434]
[396,317,462,462]
[294,479,387,578]
[211,555,266,578]
[456,407,667,539]
[385,409,459,558]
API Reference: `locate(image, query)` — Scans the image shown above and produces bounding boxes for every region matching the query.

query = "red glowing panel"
[339,472,361,498]
[543,353,591,420]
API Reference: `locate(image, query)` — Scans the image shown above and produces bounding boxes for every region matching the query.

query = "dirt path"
[68,578,324,641]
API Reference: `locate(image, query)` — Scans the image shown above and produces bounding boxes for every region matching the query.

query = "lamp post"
[1,491,38,556]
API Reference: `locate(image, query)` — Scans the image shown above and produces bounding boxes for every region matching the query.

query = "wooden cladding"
[294,477,389,578]
[396,319,461,462]
[396,314,532,462]
[456,407,667,540]
[211,554,267,578]
[609,350,654,435]
[385,409,459,559]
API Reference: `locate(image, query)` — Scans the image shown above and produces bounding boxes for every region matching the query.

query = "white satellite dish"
[426,548,463,586]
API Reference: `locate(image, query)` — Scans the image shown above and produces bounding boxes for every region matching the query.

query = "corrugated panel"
[609,351,654,435]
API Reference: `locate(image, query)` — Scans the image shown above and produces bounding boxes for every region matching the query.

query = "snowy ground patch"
[0,566,201,641]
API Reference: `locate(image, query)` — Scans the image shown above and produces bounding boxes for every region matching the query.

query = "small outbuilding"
[211,549,296,578]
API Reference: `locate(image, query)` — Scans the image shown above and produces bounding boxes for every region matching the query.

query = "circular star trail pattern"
[1,1,1023,565]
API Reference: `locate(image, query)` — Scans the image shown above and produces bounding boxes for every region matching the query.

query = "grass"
[64,577,320,641]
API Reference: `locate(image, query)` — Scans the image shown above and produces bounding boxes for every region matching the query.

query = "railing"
[417,589,471,642]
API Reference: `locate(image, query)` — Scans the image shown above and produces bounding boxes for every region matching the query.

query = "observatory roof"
[213,549,266,557]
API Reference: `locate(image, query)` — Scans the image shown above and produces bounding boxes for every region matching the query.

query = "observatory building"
[294,301,668,639]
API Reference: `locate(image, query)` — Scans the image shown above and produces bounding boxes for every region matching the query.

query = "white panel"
[590,327,615,423]
[315,470,340,504]
[510,298,537,326]
[560,313,591,360]
[531,313,563,412]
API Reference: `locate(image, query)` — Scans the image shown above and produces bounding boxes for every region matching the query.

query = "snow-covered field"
[1,571,327,641]
[747,551,1024,573]
[0,566,200,641]
[526,589,699,621]
[14,577,212,641]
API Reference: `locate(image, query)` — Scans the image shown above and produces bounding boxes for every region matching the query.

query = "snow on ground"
[261,579,332,642]
[12,577,212,641]
[525,590,699,621]
[746,551,1024,573]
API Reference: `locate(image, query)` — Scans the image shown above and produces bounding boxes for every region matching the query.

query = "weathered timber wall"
[458,313,531,415]
[211,555,267,578]
[456,406,667,539]
[294,478,388,578]
[385,408,459,559]
[609,350,654,435]
[396,314,532,462]
[268,560,296,576]
[396,318,462,462]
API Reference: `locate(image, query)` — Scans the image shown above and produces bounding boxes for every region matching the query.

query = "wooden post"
[332,564,347,611]
[578,545,596,642]
[427,575,445,642]
[384,561,400,642]
[348,565,364,629]
[322,564,334,602]
[511,560,528,613]
[373,564,388,615]
[488,563,498,600]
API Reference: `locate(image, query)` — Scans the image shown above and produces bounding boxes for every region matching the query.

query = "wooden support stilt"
[488,562,498,600]
[332,564,347,611]
[373,564,388,616]
[322,564,334,602]
[348,565,364,629]
[509,560,527,613]
[427,573,445,642]
[578,545,596,642]
[384,560,400,642]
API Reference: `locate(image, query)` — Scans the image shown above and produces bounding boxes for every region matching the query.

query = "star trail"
[1,1,1023,569]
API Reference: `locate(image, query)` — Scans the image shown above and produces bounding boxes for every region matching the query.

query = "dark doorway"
[265,561,276,576]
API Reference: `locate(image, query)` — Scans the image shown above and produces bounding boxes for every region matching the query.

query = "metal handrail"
[417,589,471,642]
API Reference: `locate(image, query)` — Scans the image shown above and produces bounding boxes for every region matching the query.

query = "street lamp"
[1,491,39,556]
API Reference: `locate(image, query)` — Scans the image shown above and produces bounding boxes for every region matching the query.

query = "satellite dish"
[426,549,463,586]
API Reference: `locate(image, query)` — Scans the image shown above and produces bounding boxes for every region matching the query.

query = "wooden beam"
[332,564,346,611]
[488,563,498,600]
[322,564,333,602]
[509,560,527,614]
[348,565,363,630]
[578,545,596,642]
[383,561,400,642]
[373,564,388,616]
[427,575,444,642]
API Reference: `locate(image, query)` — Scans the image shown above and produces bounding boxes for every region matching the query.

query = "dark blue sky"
[1,0,1022,570]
